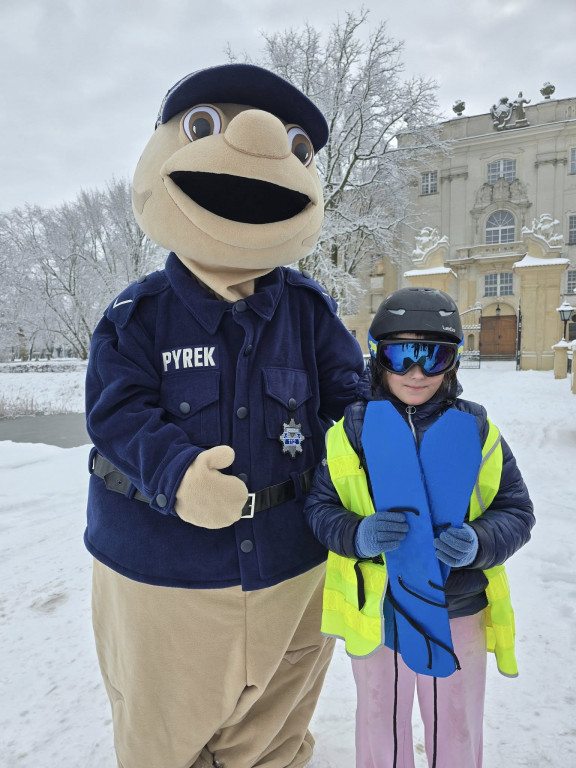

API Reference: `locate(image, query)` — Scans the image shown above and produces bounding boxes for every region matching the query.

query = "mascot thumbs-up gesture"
[85,64,364,768]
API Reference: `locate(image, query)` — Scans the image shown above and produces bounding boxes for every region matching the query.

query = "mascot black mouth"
[169,171,310,224]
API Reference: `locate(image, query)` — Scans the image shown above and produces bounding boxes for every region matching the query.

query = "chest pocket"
[161,370,221,447]
[262,367,312,440]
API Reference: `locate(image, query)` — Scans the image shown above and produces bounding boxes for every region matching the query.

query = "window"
[486,210,515,244]
[484,272,513,297]
[487,159,516,184]
[421,171,438,195]
[500,273,513,295]
[571,148,576,174]
[567,270,576,294]
[569,215,576,245]
[484,273,498,296]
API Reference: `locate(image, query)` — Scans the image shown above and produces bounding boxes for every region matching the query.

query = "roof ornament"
[540,82,556,99]
[452,99,465,117]
[490,92,530,131]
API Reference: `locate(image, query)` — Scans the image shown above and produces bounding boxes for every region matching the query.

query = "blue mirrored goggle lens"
[378,341,457,375]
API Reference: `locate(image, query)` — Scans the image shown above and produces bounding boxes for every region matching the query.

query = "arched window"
[486,210,515,244]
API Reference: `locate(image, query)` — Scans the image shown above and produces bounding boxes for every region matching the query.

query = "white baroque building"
[344,88,576,370]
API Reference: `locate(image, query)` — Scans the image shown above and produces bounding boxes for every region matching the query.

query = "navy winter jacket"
[84,253,365,590]
[303,366,535,617]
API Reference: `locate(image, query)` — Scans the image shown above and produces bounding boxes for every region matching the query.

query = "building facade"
[344,89,576,370]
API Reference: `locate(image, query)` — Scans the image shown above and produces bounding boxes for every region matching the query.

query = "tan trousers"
[92,559,334,768]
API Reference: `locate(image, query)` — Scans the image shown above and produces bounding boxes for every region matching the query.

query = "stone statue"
[490,97,513,128]
[490,92,530,130]
[513,92,530,121]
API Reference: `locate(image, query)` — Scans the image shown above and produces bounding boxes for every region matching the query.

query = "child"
[304,286,534,768]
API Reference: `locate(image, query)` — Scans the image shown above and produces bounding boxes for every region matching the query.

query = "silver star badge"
[279,418,305,458]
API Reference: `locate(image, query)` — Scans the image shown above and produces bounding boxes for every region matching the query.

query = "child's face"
[383,333,446,406]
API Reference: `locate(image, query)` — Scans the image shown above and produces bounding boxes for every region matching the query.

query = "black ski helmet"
[369,287,463,345]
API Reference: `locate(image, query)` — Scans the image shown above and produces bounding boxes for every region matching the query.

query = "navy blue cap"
[155,63,329,151]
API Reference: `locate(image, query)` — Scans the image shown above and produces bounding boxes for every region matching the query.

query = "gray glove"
[355,509,409,558]
[434,523,479,567]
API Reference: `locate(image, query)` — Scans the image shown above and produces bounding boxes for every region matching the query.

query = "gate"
[459,306,482,369]
[480,316,517,358]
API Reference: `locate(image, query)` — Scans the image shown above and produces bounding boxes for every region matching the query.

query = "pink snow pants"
[352,611,487,768]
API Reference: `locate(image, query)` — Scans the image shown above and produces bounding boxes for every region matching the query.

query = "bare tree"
[227,8,447,312]
[0,206,50,360]
[0,178,165,360]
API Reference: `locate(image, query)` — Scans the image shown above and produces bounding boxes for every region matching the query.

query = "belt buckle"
[242,493,256,518]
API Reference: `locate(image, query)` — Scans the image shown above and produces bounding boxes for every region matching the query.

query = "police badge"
[279,418,305,458]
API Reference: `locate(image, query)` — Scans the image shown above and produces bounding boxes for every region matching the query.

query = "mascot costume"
[84,63,365,768]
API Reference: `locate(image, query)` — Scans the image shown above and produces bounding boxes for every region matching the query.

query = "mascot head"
[132,63,328,299]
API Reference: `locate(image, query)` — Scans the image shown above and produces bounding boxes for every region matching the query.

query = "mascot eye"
[287,127,314,166]
[182,106,222,142]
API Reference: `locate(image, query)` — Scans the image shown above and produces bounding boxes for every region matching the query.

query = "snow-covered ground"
[0,361,86,417]
[0,361,575,767]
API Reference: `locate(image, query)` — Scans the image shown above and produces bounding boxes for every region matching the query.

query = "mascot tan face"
[132,64,327,300]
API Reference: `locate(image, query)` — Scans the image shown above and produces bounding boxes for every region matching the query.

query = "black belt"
[90,452,150,502]
[90,451,315,517]
[240,466,315,517]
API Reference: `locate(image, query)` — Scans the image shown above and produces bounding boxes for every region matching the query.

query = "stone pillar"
[443,169,468,247]
[513,238,568,370]
[404,267,456,294]
[552,340,568,379]
[534,161,556,217]
[342,259,399,345]
[571,342,576,395]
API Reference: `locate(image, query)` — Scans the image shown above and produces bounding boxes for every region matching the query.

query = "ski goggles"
[368,335,462,376]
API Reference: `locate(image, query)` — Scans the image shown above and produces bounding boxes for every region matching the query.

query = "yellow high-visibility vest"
[321,414,518,677]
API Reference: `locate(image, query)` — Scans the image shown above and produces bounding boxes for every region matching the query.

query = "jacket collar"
[165,252,285,333]
[357,363,463,422]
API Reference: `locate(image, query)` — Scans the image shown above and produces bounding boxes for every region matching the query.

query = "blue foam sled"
[361,401,481,677]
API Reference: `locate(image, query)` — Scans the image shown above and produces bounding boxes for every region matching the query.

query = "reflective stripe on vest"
[322,415,518,676]
[469,419,518,677]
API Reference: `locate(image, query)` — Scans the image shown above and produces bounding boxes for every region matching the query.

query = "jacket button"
[235,300,248,313]
[179,402,191,414]
[156,494,168,508]
[288,397,297,411]
[240,539,254,553]
[244,344,253,356]
[238,473,248,484]
[236,406,248,419]
[301,270,312,279]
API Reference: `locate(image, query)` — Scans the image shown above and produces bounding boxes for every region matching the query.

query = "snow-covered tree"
[0,178,164,360]
[227,8,446,312]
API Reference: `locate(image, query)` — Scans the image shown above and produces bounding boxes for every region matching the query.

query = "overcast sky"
[1,0,574,213]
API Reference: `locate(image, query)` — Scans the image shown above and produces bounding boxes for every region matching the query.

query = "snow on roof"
[403,266,457,277]
[513,254,569,268]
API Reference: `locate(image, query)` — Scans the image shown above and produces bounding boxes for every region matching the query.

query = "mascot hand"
[175,446,248,528]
